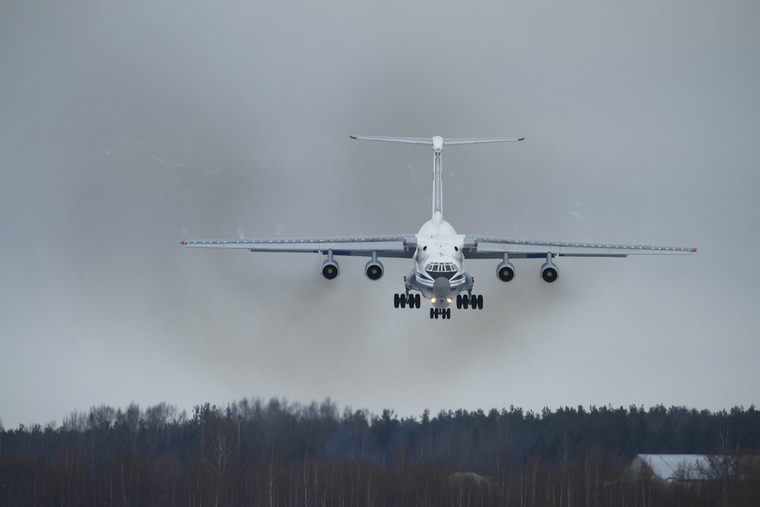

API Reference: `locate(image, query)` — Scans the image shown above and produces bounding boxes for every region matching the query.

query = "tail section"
[350,135,524,221]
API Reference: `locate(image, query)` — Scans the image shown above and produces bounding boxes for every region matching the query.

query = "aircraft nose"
[433,277,450,293]
[432,277,451,306]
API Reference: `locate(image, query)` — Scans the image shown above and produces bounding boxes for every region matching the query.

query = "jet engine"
[496,260,515,282]
[540,254,558,283]
[365,258,384,280]
[321,258,340,280]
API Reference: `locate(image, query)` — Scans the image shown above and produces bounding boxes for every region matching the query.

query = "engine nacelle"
[540,255,558,283]
[364,259,384,280]
[321,258,340,280]
[496,260,516,282]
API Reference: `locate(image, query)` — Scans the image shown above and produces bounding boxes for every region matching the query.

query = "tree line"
[1,399,758,506]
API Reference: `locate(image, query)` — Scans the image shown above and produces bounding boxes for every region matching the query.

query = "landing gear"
[459,293,484,310]
[429,308,451,320]
[394,293,420,309]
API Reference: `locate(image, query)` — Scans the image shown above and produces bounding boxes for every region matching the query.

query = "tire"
[430,308,434,319]
[394,294,400,308]
[462,297,469,309]
[415,294,421,307]
[477,295,484,310]
[434,309,439,319]
[400,296,406,309]
[456,295,462,309]
[446,308,451,319]
[470,295,477,310]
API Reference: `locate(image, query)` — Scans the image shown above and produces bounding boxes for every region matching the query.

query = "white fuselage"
[412,212,470,308]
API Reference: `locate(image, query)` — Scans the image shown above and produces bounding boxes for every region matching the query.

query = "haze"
[1,0,759,428]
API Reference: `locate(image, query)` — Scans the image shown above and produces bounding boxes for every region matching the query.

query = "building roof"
[634,454,713,481]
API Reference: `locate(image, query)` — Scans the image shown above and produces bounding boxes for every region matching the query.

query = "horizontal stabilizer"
[443,137,524,145]
[349,136,433,145]
[350,136,524,146]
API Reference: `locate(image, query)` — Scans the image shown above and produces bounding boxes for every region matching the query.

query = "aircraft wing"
[462,235,697,259]
[181,234,417,258]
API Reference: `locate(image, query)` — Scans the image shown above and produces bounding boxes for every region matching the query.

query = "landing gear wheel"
[456,295,462,309]
[434,309,439,319]
[470,295,477,310]
[462,297,469,309]
[430,308,435,319]
[400,296,406,309]
[446,308,451,319]
[394,294,400,308]
[477,295,484,310]
[415,294,421,308]
[408,295,415,309]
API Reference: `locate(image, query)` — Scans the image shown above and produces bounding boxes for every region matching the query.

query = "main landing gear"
[394,293,421,309]
[456,294,484,310]
[430,308,451,320]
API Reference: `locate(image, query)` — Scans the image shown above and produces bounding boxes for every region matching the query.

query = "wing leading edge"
[463,236,697,259]
[181,235,417,258]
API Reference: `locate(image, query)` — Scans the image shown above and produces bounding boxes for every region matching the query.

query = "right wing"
[463,235,697,259]
[181,234,417,258]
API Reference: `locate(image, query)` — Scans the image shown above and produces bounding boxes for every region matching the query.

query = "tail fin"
[350,135,524,222]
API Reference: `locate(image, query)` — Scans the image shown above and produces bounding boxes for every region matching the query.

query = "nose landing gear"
[430,308,451,320]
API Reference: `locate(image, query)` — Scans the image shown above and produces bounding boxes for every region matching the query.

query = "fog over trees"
[1,399,758,506]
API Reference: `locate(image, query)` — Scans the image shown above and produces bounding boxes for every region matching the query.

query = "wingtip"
[180,240,185,245]
[692,247,697,252]
[349,135,357,140]
[518,137,525,141]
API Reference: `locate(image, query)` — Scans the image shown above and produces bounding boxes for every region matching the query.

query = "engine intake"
[496,260,515,282]
[496,253,515,282]
[321,250,340,280]
[365,259,384,280]
[540,253,558,283]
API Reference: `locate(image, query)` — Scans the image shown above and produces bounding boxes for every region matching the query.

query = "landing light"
[431,297,437,304]
[446,298,452,304]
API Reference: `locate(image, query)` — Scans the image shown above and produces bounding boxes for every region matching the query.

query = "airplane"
[181,135,696,320]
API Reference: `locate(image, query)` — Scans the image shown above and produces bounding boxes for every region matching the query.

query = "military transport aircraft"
[181,136,696,320]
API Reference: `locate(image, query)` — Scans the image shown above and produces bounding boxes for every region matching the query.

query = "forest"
[1,399,758,506]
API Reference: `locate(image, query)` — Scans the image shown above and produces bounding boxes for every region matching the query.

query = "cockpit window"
[424,262,457,279]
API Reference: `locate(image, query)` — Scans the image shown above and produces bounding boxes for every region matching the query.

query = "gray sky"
[2,0,759,429]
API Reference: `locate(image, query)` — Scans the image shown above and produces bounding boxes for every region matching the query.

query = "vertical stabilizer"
[432,136,444,224]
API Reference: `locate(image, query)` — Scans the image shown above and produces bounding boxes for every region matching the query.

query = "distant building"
[631,454,713,483]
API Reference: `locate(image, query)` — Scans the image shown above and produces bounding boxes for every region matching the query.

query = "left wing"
[181,234,417,258]
[463,235,696,259]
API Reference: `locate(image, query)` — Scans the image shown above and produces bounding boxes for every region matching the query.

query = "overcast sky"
[2,0,759,429]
